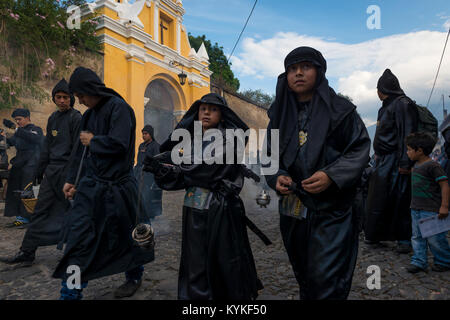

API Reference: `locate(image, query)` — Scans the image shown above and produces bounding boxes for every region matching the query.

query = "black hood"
[268,46,355,169]
[69,67,124,100]
[52,78,75,107]
[284,46,327,87]
[377,69,405,96]
[160,93,249,152]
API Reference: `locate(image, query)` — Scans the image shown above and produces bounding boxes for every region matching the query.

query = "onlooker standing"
[2,108,43,228]
[365,69,418,253]
[405,132,450,273]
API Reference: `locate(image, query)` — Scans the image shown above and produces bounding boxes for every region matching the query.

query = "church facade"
[81,0,212,144]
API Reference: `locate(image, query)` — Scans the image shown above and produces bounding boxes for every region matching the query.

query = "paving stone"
[0,190,449,300]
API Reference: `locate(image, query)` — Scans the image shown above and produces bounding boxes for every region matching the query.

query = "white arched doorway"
[144,78,180,144]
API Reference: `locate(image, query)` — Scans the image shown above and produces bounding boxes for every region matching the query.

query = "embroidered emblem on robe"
[52,130,58,137]
[299,131,308,146]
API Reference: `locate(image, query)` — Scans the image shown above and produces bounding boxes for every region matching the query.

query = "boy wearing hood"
[52,67,154,300]
[0,79,81,267]
[143,93,263,300]
[365,69,418,253]
[265,47,370,299]
[2,108,44,227]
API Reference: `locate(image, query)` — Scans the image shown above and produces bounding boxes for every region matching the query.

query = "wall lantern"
[170,61,187,86]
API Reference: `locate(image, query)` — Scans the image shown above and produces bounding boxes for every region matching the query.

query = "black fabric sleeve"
[35,118,52,178]
[321,111,371,189]
[395,99,417,169]
[15,126,43,144]
[263,120,291,191]
[89,103,132,156]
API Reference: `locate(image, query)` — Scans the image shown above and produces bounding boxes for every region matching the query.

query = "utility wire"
[426,27,450,108]
[226,0,258,64]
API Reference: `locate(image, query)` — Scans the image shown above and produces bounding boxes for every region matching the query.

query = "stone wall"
[211,84,269,130]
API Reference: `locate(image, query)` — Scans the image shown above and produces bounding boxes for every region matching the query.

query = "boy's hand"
[438,206,449,219]
[302,171,332,194]
[276,175,293,195]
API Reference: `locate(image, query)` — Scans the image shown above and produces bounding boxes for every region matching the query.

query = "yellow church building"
[80,0,212,144]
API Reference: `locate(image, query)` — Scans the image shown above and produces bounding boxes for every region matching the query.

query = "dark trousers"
[280,206,359,300]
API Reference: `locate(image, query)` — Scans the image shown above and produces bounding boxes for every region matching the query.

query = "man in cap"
[2,108,43,227]
[53,67,154,300]
[265,46,370,299]
[0,79,82,267]
[365,69,418,253]
[134,125,162,222]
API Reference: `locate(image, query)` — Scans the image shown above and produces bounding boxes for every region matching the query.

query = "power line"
[226,0,258,64]
[426,27,450,108]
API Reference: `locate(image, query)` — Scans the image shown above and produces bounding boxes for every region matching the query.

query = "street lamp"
[169,61,187,86]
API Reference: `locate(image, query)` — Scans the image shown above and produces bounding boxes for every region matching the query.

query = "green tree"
[0,0,101,109]
[188,34,240,92]
[239,89,275,108]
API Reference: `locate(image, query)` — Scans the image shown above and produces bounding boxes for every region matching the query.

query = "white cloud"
[230,31,450,125]
[444,19,450,30]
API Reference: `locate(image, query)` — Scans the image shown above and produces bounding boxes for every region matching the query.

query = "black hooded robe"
[153,93,262,300]
[365,70,418,242]
[20,79,82,254]
[53,68,154,282]
[4,123,44,220]
[265,47,371,300]
[134,140,162,221]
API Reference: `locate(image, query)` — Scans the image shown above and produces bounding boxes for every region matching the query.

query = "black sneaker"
[114,279,142,298]
[406,265,427,273]
[431,264,450,272]
[0,251,35,266]
[396,243,412,254]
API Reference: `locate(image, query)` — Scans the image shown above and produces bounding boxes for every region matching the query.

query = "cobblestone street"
[0,181,449,300]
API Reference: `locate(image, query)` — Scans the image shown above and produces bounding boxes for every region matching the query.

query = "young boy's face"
[407,146,422,161]
[286,61,317,98]
[198,103,222,131]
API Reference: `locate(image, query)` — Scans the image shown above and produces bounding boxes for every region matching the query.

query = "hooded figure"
[144,93,263,300]
[52,67,154,300]
[4,108,44,224]
[265,47,370,300]
[133,124,162,221]
[365,69,418,248]
[0,79,82,266]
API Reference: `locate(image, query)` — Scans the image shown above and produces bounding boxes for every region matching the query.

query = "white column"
[176,17,181,54]
[154,0,159,43]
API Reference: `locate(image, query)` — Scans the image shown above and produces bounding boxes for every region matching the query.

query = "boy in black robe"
[265,47,370,299]
[52,67,154,300]
[365,69,418,253]
[143,93,263,300]
[2,108,44,227]
[0,79,81,267]
[134,125,162,222]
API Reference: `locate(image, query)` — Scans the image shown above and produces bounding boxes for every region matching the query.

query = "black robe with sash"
[365,94,418,241]
[153,93,262,300]
[4,123,44,220]
[134,140,162,221]
[20,105,82,253]
[53,68,154,282]
[265,47,371,300]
